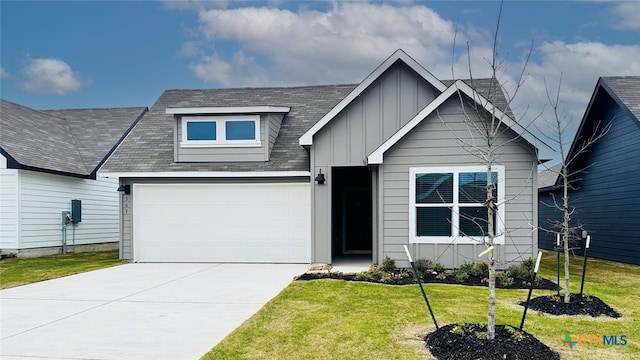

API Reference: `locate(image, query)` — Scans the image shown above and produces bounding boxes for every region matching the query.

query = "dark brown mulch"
[296,271,558,290]
[425,323,560,360]
[521,293,621,318]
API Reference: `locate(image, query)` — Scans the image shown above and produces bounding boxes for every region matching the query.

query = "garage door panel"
[134,183,310,263]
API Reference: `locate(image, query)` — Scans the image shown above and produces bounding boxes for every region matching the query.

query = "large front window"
[181,115,260,147]
[409,166,505,244]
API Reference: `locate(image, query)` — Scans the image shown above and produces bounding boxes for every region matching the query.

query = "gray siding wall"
[381,97,538,269]
[538,97,640,265]
[311,62,441,263]
[267,113,284,157]
[174,115,268,162]
[118,176,309,260]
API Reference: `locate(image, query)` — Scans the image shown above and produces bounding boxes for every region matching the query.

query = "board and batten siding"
[0,169,120,251]
[381,97,538,269]
[174,114,269,162]
[0,156,19,248]
[310,62,441,263]
[538,96,640,265]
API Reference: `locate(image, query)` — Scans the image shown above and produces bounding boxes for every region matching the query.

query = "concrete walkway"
[0,263,307,360]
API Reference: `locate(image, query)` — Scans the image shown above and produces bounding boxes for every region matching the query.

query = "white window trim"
[180,115,261,148]
[409,165,506,244]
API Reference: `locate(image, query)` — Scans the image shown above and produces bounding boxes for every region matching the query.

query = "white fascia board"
[299,49,447,146]
[367,79,555,164]
[99,171,310,179]
[166,106,291,115]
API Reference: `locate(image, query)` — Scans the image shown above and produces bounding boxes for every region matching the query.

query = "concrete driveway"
[0,263,307,360]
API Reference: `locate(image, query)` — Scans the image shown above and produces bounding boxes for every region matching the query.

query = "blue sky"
[1,1,639,153]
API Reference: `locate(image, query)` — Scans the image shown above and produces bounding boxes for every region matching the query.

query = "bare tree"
[540,75,610,304]
[444,2,537,339]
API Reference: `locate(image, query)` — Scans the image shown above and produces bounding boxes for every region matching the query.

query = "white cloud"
[504,40,640,165]
[0,67,9,79]
[178,2,640,164]
[21,58,86,95]
[609,2,640,30]
[189,3,466,85]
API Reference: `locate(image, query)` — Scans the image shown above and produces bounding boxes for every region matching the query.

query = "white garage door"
[133,183,310,263]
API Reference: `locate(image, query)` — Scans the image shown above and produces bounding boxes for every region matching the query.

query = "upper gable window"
[181,115,260,147]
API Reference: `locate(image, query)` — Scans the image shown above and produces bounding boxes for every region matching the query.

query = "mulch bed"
[296,271,558,290]
[425,323,560,360]
[521,293,621,318]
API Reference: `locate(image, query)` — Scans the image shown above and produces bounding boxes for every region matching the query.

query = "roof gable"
[601,76,640,120]
[299,49,446,146]
[368,80,554,164]
[561,76,640,185]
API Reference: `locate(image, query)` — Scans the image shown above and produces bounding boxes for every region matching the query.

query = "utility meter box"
[71,199,82,223]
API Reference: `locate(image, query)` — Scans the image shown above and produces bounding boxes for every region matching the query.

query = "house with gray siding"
[538,76,640,265]
[0,99,147,256]
[100,49,553,268]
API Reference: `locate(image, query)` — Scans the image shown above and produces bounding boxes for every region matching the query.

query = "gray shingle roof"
[102,79,514,174]
[43,107,147,175]
[101,85,358,172]
[601,76,640,121]
[0,99,146,177]
[538,163,562,189]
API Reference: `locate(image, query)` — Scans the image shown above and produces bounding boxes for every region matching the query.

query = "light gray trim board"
[166,106,291,115]
[101,171,311,178]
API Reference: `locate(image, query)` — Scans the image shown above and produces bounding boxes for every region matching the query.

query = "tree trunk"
[487,256,496,339]
[563,169,571,303]
[486,163,496,339]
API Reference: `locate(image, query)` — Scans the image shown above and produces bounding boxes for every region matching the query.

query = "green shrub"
[381,256,396,273]
[506,326,524,341]
[451,325,464,335]
[507,261,533,280]
[459,262,475,274]
[432,262,446,273]
[521,257,535,273]
[455,270,469,283]
[413,258,433,277]
[472,262,489,277]
[497,271,514,287]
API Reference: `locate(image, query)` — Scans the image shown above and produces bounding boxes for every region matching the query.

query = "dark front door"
[332,167,372,256]
[343,188,372,253]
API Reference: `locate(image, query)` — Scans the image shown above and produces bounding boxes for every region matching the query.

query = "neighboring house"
[0,99,147,256]
[100,50,553,267]
[538,76,640,265]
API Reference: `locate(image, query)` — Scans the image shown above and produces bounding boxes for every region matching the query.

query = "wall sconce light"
[117,184,131,194]
[314,169,326,185]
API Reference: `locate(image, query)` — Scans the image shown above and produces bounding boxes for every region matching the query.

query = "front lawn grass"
[0,250,123,289]
[203,251,639,360]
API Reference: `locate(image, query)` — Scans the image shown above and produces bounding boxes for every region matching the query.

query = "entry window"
[409,166,505,244]
[182,115,260,147]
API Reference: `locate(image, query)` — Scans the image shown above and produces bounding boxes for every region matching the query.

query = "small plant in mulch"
[297,257,557,290]
[425,323,560,360]
[521,293,621,318]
